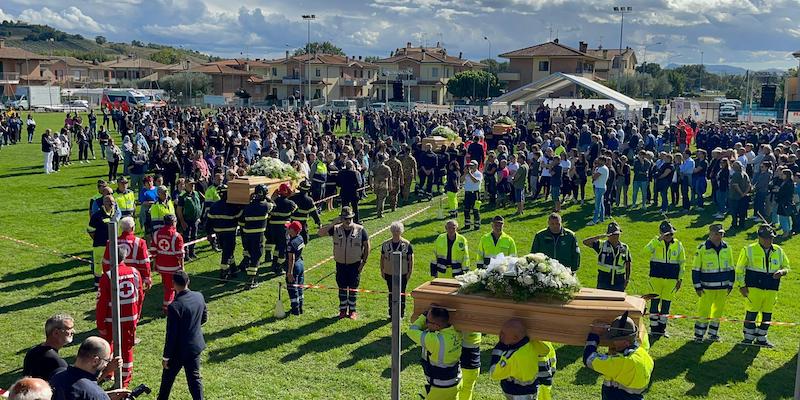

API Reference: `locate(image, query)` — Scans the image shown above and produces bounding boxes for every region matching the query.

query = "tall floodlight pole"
[302,14,316,106]
[613,6,632,91]
[484,36,491,101]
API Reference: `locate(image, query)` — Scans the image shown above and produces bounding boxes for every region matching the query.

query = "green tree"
[479,58,509,75]
[131,40,144,47]
[364,56,381,63]
[294,41,345,56]
[636,62,662,76]
[148,48,181,65]
[666,70,686,97]
[157,72,212,99]
[95,35,107,45]
[446,70,500,100]
[651,74,673,100]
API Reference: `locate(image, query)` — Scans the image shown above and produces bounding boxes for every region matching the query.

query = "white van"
[328,99,357,113]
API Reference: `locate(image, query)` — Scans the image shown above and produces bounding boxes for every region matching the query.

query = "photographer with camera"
[49,336,130,400]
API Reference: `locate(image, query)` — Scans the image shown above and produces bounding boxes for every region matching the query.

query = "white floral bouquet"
[431,125,458,141]
[248,157,302,180]
[456,253,581,302]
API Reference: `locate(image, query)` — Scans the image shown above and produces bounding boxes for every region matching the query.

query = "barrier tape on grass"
[644,312,800,327]
[0,234,92,264]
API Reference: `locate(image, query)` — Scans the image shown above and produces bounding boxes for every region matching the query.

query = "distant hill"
[664,63,785,76]
[0,20,218,65]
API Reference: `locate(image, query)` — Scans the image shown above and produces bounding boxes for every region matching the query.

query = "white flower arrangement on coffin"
[247,157,302,180]
[456,253,581,302]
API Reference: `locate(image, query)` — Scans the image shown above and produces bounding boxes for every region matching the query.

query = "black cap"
[758,224,777,239]
[492,215,504,223]
[607,222,622,235]
[659,221,676,235]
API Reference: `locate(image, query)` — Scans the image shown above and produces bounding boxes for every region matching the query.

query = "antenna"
[548,25,553,41]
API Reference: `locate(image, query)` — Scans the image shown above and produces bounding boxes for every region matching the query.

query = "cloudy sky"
[2,0,799,70]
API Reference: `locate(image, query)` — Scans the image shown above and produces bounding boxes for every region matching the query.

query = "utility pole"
[484,36,492,102]
[612,6,632,91]
[302,14,316,107]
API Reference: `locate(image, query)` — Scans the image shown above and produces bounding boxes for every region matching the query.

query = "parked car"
[719,105,738,121]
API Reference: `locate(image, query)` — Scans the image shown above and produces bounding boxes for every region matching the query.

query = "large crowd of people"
[3,102,799,399]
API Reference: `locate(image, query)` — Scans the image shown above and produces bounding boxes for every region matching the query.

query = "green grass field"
[0,112,797,399]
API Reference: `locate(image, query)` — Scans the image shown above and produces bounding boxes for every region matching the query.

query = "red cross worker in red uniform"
[151,214,184,313]
[96,247,144,388]
[102,216,152,291]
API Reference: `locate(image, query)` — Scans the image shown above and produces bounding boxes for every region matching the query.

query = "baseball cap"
[285,221,303,232]
[709,223,725,235]
[606,222,622,235]
[492,215,504,223]
[659,221,676,235]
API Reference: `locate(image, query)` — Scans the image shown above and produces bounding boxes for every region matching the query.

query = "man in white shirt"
[589,156,609,226]
[463,160,483,230]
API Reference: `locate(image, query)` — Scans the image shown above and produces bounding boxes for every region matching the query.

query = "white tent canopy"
[491,72,642,112]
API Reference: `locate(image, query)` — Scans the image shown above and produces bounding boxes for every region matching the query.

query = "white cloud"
[698,36,723,45]
[349,29,381,46]
[787,28,800,38]
[0,8,13,21]
[17,6,115,33]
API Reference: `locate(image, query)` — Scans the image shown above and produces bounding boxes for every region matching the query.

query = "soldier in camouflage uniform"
[372,154,392,218]
[385,148,404,212]
[400,145,417,205]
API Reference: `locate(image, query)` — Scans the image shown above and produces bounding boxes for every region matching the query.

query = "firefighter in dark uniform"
[266,183,297,275]
[239,184,273,289]
[289,180,321,244]
[285,221,306,315]
[206,185,243,280]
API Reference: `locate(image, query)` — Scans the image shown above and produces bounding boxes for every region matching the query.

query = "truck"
[9,86,61,110]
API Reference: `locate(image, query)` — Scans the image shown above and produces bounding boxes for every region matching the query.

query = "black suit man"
[158,271,207,400]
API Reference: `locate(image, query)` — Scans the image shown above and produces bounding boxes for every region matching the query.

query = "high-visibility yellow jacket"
[113,189,136,216]
[583,333,653,398]
[691,240,735,290]
[407,314,462,389]
[477,232,517,269]
[644,238,685,280]
[489,337,556,398]
[431,233,470,276]
[736,243,790,291]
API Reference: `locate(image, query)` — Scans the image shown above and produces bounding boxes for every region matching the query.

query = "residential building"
[585,44,638,81]
[101,57,166,81]
[374,42,485,104]
[187,63,257,99]
[263,52,379,102]
[498,39,600,93]
[40,56,113,87]
[0,39,50,96]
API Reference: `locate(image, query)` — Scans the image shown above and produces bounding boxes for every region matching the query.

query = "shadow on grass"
[0,278,92,315]
[756,354,795,400]
[1,255,88,282]
[0,170,42,179]
[338,332,414,369]
[555,345,598,385]
[684,344,760,397]
[207,317,338,363]
[281,319,388,363]
[651,340,712,383]
[0,269,85,292]
[51,207,89,214]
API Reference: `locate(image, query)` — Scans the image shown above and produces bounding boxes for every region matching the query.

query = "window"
[432,67,439,78]
[272,88,277,97]
[368,71,372,78]
[538,61,549,71]
[314,88,321,99]
[431,90,438,104]
[612,57,620,69]
[316,68,321,77]
[272,67,277,76]
[446,68,450,78]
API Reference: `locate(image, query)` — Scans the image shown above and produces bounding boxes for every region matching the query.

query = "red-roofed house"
[0,39,50,96]
[498,39,601,93]
[374,42,485,104]
[264,52,379,101]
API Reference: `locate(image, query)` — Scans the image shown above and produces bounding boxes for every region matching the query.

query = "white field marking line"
[305,204,432,273]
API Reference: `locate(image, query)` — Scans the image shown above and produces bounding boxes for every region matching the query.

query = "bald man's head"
[499,318,527,345]
[9,377,52,400]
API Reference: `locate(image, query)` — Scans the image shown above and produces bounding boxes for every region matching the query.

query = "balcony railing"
[342,78,370,86]
[282,76,302,85]
[0,72,20,84]
[497,72,520,81]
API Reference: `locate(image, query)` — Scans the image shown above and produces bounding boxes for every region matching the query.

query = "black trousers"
[383,273,409,316]
[158,354,203,400]
[241,233,264,276]
[182,219,199,257]
[217,232,237,270]
[463,191,480,226]
[342,198,360,224]
[336,262,361,313]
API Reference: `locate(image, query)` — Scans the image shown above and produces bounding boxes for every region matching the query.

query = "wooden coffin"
[492,123,513,135]
[227,176,296,205]
[411,279,647,346]
[421,135,463,149]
